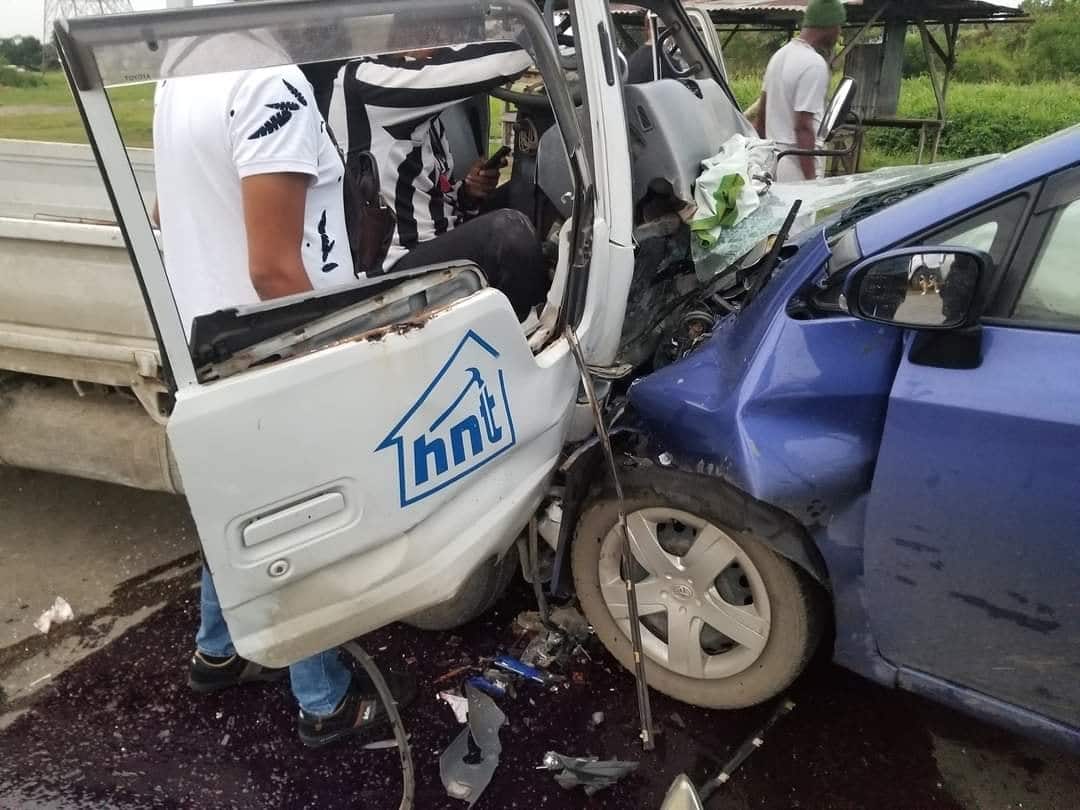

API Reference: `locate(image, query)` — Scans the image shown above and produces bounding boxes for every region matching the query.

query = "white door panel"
[169,290,579,664]
[228,431,565,666]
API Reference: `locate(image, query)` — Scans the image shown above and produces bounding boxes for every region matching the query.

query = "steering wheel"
[656,25,696,79]
[491,81,582,109]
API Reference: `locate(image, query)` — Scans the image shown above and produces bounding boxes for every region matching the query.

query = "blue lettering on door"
[376,331,517,507]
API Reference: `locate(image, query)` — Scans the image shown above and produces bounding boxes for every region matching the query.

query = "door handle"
[242,492,345,547]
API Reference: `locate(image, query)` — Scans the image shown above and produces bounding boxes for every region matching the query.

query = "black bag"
[343,151,396,278]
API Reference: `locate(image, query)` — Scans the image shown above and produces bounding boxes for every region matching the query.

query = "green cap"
[803,0,847,28]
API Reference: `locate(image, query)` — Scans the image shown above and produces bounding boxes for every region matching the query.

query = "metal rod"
[343,642,415,810]
[564,325,655,751]
[527,517,556,630]
[698,697,796,801]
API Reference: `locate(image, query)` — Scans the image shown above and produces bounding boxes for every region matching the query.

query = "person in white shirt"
[154,39,355,338]
[153,34,414,747]
[756,0,846,182]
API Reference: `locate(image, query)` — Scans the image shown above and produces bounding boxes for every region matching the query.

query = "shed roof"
[683,0,1023,25]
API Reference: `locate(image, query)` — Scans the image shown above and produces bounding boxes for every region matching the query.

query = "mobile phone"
[483,145,513,170]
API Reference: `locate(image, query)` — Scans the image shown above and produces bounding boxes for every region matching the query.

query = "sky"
[1,0,168,40]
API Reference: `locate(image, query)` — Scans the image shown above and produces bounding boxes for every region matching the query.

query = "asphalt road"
[1,467,1077,809]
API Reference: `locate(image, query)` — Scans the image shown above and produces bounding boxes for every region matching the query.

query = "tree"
[0,36,45,71]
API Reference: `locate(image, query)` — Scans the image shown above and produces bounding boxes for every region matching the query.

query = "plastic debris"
[515,606,591,642]
[513,611,547,635]
[440,684,506,806]
[33,597,74,634]
[493,655,564,685]
[439,691,470,724]
[465,676,507,699]
[521,630,565,668]
[590,711,605,729]
[362,738,403,751]
[550,606,592,641]
[433,665,473,685]
[540,751,639,796]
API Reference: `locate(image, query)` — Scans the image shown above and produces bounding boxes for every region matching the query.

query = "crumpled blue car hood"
[629,230,903,526]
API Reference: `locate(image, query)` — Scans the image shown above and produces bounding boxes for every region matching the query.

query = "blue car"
[570,127,1080,752]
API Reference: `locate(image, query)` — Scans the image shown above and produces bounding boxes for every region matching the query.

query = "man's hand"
[241,172,315,300]
[794,110,818,181]
[462,157,503,201]
[754,92,767,139]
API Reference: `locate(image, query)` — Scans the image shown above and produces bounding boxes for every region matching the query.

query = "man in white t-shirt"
[153,35,414,747]
[756,0,846,182]
[154,39,355,338]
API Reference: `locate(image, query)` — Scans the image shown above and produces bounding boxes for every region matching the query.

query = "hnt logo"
[376,331,517,507]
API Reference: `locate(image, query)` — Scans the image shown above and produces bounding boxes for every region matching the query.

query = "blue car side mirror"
[843,246,990,330]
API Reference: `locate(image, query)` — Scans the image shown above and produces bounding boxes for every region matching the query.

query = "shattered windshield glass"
[690,156,998,282]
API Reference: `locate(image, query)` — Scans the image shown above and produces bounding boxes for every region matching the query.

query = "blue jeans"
[196,567,351,716]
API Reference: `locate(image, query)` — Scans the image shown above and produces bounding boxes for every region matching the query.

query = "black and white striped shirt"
[329,43,532,269]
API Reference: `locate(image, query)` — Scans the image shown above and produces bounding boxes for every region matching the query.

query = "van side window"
[1013,198,1080,326]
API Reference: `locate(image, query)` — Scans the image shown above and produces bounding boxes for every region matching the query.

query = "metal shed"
[688,0,1025,165]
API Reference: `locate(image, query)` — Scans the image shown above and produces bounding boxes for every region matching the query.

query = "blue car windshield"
[826,168,971,242]
[821,167,973,278]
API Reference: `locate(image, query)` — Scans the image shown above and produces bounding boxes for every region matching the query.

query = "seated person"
[330,42,548,320]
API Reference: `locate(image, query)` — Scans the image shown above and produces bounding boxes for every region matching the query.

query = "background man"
[153,36,412,747]
[755,0,846,181]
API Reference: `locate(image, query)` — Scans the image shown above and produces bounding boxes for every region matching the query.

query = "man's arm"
[348,44,531,119]
[793,110,818,180]
[754,91,767,139]
[241,173,314,300]
[791,58,829,180]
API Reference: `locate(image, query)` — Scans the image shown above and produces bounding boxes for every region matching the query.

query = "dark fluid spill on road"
[0,576,966,810]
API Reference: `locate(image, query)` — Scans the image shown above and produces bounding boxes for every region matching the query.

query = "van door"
[57,0,628,666]
[684,6,729,81]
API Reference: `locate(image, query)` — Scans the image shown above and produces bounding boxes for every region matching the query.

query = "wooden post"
[831,1,891,68]
[917,20,947,162]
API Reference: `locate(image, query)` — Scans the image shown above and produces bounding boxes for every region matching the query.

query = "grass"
[5,71,1074,175]
[1,72,499,153]
[726,73,1080,169]
[0,72,154,146]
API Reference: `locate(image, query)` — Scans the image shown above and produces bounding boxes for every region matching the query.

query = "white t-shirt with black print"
[153,61,353,338]
[328,43,532,269]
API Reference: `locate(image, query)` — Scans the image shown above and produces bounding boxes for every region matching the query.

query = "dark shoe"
[187,650,288,694]
[297,672,417,748]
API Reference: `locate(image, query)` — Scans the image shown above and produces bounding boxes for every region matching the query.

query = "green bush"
[865,79,1080,159]
[722,30,790,77]
[728,75,761,110]
[0,63,45,88]
[903,33,928,77]
[953,45,1019,83]
[1024,5,1080,79]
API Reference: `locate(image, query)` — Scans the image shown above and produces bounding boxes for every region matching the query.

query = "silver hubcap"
[598,507,771,679]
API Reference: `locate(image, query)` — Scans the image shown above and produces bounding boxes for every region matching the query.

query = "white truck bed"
[0,139,179,492]
[0,139,163,406]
